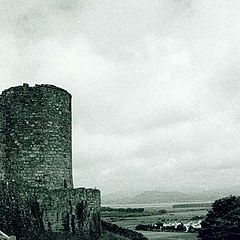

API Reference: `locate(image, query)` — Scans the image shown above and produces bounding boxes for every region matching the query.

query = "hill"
[102,191,194,204]
[102,186,240,205]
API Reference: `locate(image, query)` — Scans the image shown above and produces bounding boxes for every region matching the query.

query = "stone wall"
[0,181,44,240]
[0,84,73,189]
[0,181,101,240]
[37,187,101,239]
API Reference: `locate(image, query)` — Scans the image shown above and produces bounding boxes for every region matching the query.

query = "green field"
[137,231,197,240]
[102,204,209,240]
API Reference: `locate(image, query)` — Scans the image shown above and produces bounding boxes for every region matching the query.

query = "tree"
[199,196,240,240]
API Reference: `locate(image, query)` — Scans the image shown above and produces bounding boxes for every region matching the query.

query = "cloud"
[1,0,240,194]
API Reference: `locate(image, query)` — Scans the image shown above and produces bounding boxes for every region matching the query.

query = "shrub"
[199,196,240,240]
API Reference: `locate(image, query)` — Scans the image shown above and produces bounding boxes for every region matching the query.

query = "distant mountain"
[102,186,240,205]
[192,186,240,202]
[102,190,138,203]
[102,190,194,204]
[132,191,194,203]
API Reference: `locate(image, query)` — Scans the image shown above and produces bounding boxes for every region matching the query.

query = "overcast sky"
[1,0,240,194]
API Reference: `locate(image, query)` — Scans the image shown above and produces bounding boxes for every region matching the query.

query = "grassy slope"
[101,230,129,240]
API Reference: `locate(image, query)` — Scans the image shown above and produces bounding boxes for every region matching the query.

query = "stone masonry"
[0,84,72,189]
[0,84,101,239]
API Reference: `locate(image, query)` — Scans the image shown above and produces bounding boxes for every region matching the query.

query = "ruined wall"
[0,181,101,240]
[38,187,101,239]
[0,84,73,189]
[0,181,44,240]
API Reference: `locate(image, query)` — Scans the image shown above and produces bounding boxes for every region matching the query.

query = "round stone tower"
[0,84,73,189]
[0,102,6,181]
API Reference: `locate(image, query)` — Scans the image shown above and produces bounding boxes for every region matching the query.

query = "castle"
[0,84,101,239]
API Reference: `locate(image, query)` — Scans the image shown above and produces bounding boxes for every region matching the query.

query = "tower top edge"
[0,83,71,96]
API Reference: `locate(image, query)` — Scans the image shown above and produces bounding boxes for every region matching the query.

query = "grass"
[100,230,129,240]
[137,231,197,240]
[102,206,208,240]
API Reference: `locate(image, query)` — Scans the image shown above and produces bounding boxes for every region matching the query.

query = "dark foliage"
[0,182,44,240]
[62,212,70,231]
[101,207,144,213]
[76,200,87,230]
[135,223,163,231]
[199,196,240,240]
[157,209,167,215]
